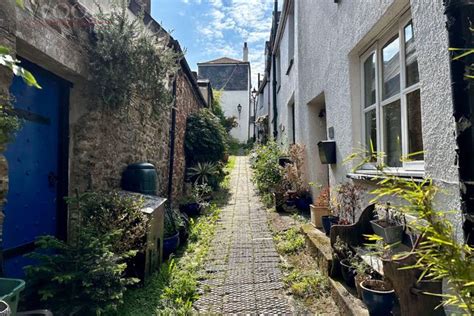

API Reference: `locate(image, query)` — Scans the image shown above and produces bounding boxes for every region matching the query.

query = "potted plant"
[187,161,220,190]
[334,237,356,287]
[333,182,362,225]
[163,208,180,260]
[178,184,212,216]
[370,203,405,244]
[349,256,373,298]
[360,279,396,315]
[310,186,330,228]
[295,190,313,212]
[321,213,339,236]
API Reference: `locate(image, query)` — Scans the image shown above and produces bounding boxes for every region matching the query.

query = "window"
[361,16,423,171]
[288,8,295,64]
[289,102,296,144]
[276,52,281,89]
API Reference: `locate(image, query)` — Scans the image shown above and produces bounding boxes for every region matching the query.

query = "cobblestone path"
[194,156,293,314]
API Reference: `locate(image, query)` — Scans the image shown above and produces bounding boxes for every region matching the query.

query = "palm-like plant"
[187,162,219,185]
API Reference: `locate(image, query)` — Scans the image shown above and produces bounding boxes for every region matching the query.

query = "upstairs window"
[288,7,295,65]
[361,16,423,171]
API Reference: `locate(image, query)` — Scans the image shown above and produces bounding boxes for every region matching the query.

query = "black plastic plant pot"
[322,215,339,236]
[286,199,296,207]
[318,140,336,164]
[163,232,180,260]
[361,280,395,316]
[295,196,312,212]
[278,156,293,167]
[179,203,201,217]
[340,259,356,287]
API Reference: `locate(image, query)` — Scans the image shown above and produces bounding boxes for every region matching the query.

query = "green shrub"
[26,192,148,315]
[251,141,285,195]
[66,192,149,257]
[25,232,138,315]
[185,109,228,165]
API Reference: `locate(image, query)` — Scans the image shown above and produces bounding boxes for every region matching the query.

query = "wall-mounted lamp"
[237,104,242,115]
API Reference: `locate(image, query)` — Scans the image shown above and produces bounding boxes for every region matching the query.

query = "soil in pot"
[370,219,404,244]
[361,279,395,316]
[322,215,339,236]
[340,259,356,287]
[355,274,367,299]
[163,232,180,260]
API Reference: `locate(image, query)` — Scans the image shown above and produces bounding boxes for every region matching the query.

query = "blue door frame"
[3,58,70,278]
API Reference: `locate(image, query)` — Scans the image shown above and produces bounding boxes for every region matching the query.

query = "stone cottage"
[0,0,206,277]
[257,0,473,244]
[198,44,252,143]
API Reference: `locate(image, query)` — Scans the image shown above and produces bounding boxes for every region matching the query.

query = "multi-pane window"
[361,16,423,170]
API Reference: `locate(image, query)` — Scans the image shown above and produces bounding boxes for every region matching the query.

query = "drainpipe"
[272,0,279,139]
[167,76,178,205]
[444,0,474,245]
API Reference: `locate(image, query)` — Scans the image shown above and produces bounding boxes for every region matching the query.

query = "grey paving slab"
[194,156,292,314]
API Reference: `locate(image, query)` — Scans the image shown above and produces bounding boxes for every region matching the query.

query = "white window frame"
[360,12,424,174]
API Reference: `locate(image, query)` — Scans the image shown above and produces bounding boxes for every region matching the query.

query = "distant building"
[198,44,252,143]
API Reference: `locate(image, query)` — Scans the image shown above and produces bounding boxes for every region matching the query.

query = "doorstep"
[301,224,369,316]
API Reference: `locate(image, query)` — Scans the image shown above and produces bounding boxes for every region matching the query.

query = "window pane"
[364,53,376,107]
[384,100,402,167]
[405,22,419,87]
[365,110,377,160]
[382,36,400,100]
[407,89,424,160]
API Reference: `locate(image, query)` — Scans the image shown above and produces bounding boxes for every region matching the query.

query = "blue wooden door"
[4,59,68,277]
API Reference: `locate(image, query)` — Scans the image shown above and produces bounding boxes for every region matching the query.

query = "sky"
[151,0,278,88]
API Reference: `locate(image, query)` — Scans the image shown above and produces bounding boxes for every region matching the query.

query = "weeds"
[274,227,305,254]
[284,269,330,299]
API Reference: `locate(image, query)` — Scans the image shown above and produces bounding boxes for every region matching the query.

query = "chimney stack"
[243,42,249,62]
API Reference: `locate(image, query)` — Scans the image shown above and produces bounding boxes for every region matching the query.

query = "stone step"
[301,224,369,316]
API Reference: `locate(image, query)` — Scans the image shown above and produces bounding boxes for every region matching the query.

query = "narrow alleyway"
[194,156,293,314]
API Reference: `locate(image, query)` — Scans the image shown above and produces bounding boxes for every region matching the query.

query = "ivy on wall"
[89,0,181,114]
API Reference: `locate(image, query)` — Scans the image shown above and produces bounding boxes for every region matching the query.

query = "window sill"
[347,169,425,182]
[286,59,294,75]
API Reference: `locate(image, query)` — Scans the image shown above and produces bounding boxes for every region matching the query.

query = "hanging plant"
[89,0,180,114]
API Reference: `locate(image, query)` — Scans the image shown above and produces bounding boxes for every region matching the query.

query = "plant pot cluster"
[370,204,405,244]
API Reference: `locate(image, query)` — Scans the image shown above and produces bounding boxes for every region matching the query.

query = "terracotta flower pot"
[310,204,330,228]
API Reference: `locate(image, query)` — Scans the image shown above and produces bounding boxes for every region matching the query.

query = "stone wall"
[0,0,205,235]
[171,70,202,201]
[70,99,172,196]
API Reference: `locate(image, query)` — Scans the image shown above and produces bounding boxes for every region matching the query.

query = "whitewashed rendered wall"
[294,0,461,234]
[221,90,250,143]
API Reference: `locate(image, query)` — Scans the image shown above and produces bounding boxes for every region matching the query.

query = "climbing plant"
[89,0,180,113]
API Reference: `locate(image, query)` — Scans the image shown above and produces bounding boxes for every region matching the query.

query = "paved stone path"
[194,156,293,314]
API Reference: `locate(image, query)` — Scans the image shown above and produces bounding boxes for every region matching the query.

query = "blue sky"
[151,0,277,87]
